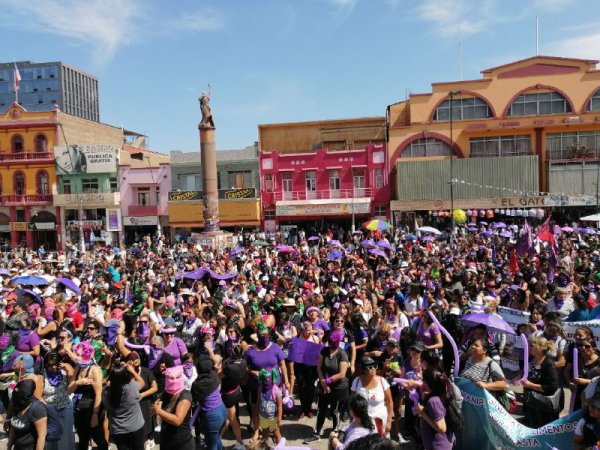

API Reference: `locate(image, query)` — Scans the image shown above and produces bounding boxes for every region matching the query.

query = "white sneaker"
[154,425,161,432]
[397,434,411,444]
[145,439,156,449]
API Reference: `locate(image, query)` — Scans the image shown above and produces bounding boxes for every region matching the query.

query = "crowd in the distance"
[1,219,600,450]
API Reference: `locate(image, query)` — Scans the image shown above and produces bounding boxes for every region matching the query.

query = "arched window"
[11,134,24,153]
[508,92,571,116]
[588,89,600,112]
[433,97,492,121]
[13,171,25,195]
[34,133,47,152]
[36,170,49,194]
[402,138,453,158]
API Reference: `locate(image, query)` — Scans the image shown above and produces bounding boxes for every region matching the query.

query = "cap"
[352,298,364,307]
[386,338,399,347]
[411,342,426,352]
[282,298,296,307]
[360,356,377,368]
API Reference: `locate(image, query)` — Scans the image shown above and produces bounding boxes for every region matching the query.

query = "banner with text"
[55,144,118,175]
[455,377,582,450]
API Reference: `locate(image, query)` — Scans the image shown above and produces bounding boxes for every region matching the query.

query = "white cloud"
[169,8,225,33]
[550,31,600,60]
[417,0,487,37]
[328,0,358,7]
[534,0,574,11]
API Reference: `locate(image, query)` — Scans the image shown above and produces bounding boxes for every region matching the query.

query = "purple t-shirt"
[164,337,187,366]
[245,343,285,387]
[419,396,454,450]
[202,387,223,412]
[16,331,40,353]
[418,323,440,347]
[311,319,330,337]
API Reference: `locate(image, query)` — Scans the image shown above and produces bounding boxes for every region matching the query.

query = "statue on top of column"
[199,85,215,128]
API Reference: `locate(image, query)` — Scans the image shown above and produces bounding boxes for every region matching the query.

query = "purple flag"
[287,337,323,366]
[515,219,533,256]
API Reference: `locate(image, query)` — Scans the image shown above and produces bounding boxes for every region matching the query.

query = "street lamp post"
[449,91,459,245]
[350,156,355,233]
[78,195,85,256]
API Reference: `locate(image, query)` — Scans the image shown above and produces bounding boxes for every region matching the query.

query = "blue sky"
[1,0,599,153]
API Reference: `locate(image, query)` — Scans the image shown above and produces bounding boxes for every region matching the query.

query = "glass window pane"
[525,101,538,115]
[539,100,551,114]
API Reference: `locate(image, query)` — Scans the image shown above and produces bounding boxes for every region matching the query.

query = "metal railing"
[274,187,373,202]
[0,152,53,162]
[547,147,600,161]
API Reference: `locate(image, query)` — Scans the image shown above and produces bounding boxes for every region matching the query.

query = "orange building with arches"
[388,56,600,224]
[0,103,58,250]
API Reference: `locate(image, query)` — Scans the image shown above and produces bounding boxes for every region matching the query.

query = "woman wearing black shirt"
[219,344,247,450]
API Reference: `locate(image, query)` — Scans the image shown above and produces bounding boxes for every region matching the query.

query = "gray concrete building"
[0,61,99,122]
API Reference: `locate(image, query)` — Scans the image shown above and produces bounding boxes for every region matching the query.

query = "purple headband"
[306,306,320,315]
[160,327,177,335]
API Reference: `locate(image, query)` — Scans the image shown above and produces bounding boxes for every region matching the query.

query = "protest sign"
[498,306,530,330]
[455,376,582,450]
[287,338,322,366]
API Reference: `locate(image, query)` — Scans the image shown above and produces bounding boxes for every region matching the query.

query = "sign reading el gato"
[168,189,257,202]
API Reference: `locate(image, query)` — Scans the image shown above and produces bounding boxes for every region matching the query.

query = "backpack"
[444,393,464,433]
[28,400,63,442]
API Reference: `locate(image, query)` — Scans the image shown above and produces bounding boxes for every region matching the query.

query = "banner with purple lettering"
[287,338,322,366]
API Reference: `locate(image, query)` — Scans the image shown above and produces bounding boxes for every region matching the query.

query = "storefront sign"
[124,216,158,226]
[10,222,28,231]
[54,193,120,207]
[30,222,56,230]
[0,225,9,232]
[168,191,202,202]
[219,188,256,200]
[391,194,599,212]
[55,144,118,175]
[106,209,122,231]
[68,220,103,230]
[276,200,371,217]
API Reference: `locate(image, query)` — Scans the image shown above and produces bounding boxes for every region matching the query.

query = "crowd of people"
[1,218,600,450]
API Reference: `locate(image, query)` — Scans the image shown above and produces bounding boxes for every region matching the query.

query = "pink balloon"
[428,310,460,377]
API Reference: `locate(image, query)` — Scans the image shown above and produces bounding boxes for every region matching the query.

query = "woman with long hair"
[459,339,508,395]
[295,321,321,418]
[7,379,47,450]
[417,368,456,450]
[570,336,600,411]
[219,343,247,450]
[42,352,76,450]
[102,362,146,450]
[153,366,194,450]
[329,396,376,450]
[191,356,227,450]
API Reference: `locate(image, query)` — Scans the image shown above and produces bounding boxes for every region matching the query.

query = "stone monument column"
[198,90,220,232]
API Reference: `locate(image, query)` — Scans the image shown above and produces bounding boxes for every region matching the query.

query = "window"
[262,158,273,170]
[508,92,571,116]
[62,179,72,194]
[155,187,160,203]
[329,170,340,191]
[374,205,387,217]
[353,168,365,196]
[16,209,25,222]
[547,131,600,160]
[374,168,384,188]
[109,177,118,192]
[265,174,274,192]
[11,134,24,153]
[264,210,276,220]
[228,170,252,189]
[433,97,492,121]
[13,171,25,195]
[81,178,99,193]
[281,172,293,191]
[402,138,453,158]
[36,170,49,194]
[589,89,600,112]
[305,171,317,199]
[470,135,531,158]
[34,133,47,152]
[178,174,200,191]
[137,187,151,205]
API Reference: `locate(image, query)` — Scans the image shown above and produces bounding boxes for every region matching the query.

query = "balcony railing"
[128,204,159,216]
[0,152,54,163]
[0,194,53,206]
[547,147,600,161]
[274,188,374,202]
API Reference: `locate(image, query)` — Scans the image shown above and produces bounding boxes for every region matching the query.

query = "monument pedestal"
[197,230,235,250]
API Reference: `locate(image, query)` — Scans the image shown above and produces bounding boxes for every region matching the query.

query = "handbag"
[528,388,563,413]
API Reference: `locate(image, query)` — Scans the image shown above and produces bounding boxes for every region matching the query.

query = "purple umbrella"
[11,275,48,286]
[55,277,82,295]
[360,239,376,248]
[20,289,42,305]
[499,231,512,238]
[328,240,342,247]
[276,244,286,249]
[376,240,392,249]
[421,236,436,241]
[183,267,209,280]
[480,221,488,226]
[369,248,387,258]
[581,228,597,235]
[479,231,493,238]
[491,222,507,229]
[461,313,515,335]
[0,268,9,276]
[327,249,343,261]
[307,236,320,241]
[467,226,478,232]
[278,246,296,254]
[561,226,574,232]
[230,247,244,256]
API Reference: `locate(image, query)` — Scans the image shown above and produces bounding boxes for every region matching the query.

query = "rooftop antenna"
[536,15,539,55]
[459,41,463,81]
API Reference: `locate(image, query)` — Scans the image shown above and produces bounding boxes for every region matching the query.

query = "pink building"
[259,117,390,236]
[119,146,171,244]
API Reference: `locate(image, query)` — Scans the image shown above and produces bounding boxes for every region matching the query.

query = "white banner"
[55,144,118,175]
[498,306,530,330]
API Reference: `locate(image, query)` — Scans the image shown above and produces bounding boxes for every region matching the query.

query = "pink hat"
[111,308,124,320]
[164,366,185,395]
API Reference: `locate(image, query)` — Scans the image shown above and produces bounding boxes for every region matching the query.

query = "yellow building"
[387,56,600,224]
[0,103,58,250]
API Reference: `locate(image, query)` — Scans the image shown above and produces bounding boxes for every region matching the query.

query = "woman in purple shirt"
[16,318,41,359]
[161,324,188,366]
[417,313,443,353]
[417,367,455,450]
[244,322,290,442]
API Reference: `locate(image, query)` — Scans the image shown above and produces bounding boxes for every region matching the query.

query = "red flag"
[537,215,555,246]
[509,249,520,274]
[12,63,21,93]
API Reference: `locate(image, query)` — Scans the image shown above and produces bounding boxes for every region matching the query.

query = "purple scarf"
[45,369,63,387]
[148,346,164,369]
[183,362,194,378]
